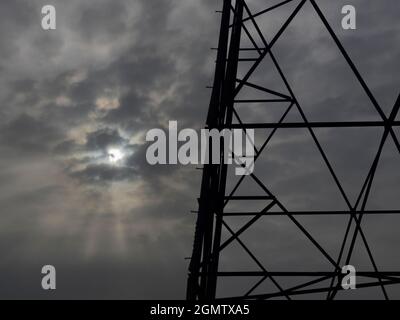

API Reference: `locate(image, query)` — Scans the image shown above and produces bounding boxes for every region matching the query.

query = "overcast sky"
[0,0,399,299]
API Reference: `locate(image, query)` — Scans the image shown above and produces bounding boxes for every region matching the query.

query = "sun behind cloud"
[108,148,125,164]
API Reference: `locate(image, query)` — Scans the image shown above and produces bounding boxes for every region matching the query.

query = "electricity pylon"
[187,0,400,300]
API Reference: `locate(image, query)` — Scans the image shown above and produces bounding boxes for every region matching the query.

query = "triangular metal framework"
[187,0,400,300]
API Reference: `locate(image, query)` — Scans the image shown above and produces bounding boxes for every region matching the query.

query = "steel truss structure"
[187,0,400,300]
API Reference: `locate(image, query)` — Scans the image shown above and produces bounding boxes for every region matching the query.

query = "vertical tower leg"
[186,0,243,300]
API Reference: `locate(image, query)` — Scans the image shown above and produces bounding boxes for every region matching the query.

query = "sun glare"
[108,148,124,163]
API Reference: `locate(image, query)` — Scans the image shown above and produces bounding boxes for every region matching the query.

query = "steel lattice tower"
[187,0,400,300]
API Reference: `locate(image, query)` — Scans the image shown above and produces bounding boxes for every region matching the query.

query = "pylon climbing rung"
[234,99,292,103]
[223,196,274,200]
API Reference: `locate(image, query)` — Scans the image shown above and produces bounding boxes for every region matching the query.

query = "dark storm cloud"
[85,128,127,151]
[54,128,130,156]
[102,55,176,131]
[0,0,37,61]
[70,163,137,184]
[0,114,63,153]
[0,0,399,300]
[76,1,130,41]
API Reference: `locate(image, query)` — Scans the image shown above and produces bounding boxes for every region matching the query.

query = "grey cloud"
[0,0,399,300]
[85,128,128,151]
[0,114,63,153]
[70,163,137,184]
